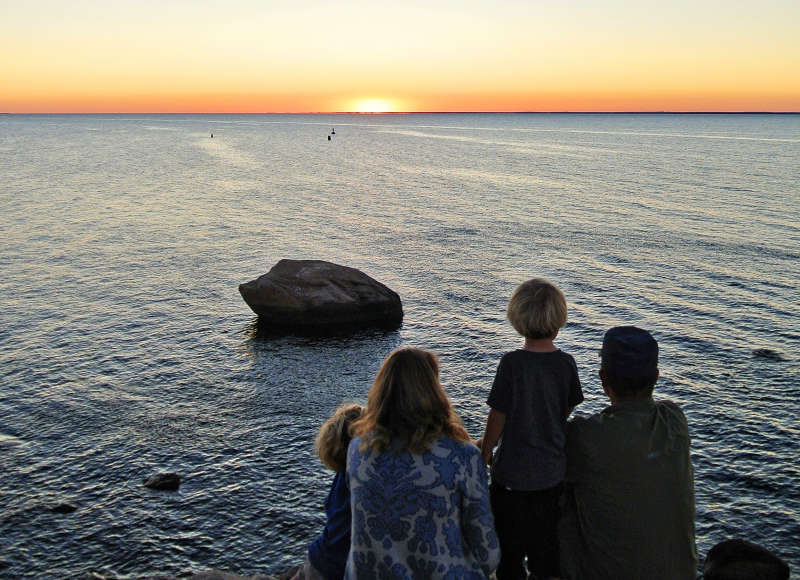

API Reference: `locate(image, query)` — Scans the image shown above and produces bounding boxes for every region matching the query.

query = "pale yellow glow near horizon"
[350,99,396,113]
[1,0,799,112]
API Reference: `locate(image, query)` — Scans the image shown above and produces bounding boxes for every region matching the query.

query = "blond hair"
[507,278,567,339]
[315,403,364,472]
[351,347,469,455]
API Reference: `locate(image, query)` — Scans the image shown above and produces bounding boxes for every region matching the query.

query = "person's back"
[347,435,497,579]
[488,348,582,491]
[346,347,499,579]
[561,398,696,579]
[559,326,697,580]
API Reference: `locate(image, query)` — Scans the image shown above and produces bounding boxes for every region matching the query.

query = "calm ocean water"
[1,113,798,578]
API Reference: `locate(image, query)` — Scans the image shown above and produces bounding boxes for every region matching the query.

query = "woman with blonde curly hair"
[345,347,499,579]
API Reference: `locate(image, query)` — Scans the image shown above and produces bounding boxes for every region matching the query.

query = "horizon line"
[3,110,800,115]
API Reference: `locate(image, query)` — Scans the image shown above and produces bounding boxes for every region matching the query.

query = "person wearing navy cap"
[558,327,698,580]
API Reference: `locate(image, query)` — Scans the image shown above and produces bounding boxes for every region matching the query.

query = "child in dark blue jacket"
[293,403,363,580]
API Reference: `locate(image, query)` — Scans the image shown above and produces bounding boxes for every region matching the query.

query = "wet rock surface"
[239,260,403,332]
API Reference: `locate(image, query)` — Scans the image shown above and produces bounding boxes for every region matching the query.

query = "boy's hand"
[476,437,493,466]
[480,408,505,466]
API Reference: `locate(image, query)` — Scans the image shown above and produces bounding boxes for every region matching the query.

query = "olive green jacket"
[559,398,698,580]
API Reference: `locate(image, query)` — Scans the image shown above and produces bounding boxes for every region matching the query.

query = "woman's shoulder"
[347,436,366,464]
[432,436,480,459]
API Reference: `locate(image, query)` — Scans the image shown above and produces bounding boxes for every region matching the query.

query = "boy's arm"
[478,408,506,466]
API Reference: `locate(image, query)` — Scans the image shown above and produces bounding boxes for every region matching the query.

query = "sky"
[2,0,799,113]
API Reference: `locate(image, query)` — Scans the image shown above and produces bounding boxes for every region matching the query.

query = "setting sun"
[350,98,397,113]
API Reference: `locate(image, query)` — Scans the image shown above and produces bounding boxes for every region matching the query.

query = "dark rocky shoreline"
[86,566,300,580]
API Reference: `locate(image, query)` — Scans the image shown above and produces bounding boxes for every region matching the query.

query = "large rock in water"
[239,260,403,331]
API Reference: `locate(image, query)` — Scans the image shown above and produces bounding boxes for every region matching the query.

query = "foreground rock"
[92,566,298,579]
[143,473,181,491]
[186,571,281,580]
[86,573,275,580]
[239,260,403,332]
[703,539,790,579]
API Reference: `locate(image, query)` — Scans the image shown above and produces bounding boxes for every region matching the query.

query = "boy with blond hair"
[479,278,583,580]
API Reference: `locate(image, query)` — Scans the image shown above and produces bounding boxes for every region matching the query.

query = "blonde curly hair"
[315,403,363,472]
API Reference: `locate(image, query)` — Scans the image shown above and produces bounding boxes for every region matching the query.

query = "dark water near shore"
[1,113,798,578]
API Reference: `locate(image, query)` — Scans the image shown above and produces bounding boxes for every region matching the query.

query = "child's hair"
[315,403,364,472]
[506,278,567,339]
[351,347,469,455]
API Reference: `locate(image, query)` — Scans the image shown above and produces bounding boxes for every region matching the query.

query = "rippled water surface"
[1,113,798,578]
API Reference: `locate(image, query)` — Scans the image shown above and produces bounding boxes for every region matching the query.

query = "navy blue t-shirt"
[487,349,583,490]
[308,471,351,579]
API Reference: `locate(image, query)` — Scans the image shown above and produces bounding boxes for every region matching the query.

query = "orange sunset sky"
[2,0,799,113]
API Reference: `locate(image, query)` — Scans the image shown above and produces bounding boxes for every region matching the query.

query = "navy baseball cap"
[601,326,659,378]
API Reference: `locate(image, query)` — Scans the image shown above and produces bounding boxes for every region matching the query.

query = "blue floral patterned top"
[345,436,500,579]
